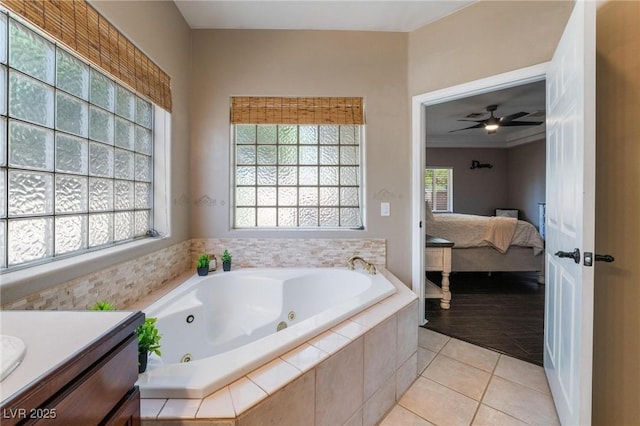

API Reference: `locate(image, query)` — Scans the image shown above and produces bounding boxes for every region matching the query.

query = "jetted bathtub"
[136,267,396,398]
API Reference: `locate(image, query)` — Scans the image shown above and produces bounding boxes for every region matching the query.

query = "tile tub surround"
[140,267,418,425]
[191,238,386,269]
[1,240,192,311]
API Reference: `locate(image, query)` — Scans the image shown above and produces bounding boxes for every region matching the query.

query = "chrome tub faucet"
[346,256,377,275]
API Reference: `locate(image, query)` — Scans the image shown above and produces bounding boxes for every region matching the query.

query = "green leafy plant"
[90,301,117,311]
[221,249,232,264]
[137,317,162,357]
[197,253,210,268]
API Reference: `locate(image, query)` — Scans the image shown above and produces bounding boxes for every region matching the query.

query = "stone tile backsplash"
[2,238,386,311]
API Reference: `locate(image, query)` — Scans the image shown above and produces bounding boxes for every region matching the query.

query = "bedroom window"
[425,167,453,212]
[230,97,365,229]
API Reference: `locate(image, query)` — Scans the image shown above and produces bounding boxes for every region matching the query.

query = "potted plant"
[136,317,161,373]
[90,301,117,311]
[196,253,210,276]
[221,249,232,271]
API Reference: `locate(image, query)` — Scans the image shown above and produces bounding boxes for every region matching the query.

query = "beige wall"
[506,140,546,227]
[593,1,640,424]
[189,30,411,283]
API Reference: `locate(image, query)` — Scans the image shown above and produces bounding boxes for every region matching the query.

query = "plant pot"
[138,351,148,373]
[222,261,231,271]
[197,266,209,276]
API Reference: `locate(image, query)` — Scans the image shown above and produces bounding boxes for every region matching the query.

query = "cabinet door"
[102,387,141,426]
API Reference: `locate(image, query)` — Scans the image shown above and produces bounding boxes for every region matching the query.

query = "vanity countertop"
[0,311,138,405]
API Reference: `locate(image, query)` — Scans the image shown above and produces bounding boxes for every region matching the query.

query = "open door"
[544,1,596,425]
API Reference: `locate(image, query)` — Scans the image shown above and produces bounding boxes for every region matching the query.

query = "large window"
[0,15,154,271]
[234,124,363,228]
[425,167,453,212]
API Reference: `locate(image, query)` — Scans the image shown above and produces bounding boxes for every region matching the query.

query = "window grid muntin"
[0,13,153,271]
[234,124,362,228]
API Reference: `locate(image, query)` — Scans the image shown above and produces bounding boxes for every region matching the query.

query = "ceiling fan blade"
[500,112,528,124]
[456,119,486,123]
[501,121,544,127]
[449,123,485,133]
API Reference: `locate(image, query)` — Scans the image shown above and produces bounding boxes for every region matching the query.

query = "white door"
[544,1,596,425]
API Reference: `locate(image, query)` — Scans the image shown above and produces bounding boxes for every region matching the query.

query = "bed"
[425,210,545,283]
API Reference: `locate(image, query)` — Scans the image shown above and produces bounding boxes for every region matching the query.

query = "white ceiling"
[173,0,475,32]
[426,80,546,149]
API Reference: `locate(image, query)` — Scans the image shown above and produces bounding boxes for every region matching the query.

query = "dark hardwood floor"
[424,271,544,365]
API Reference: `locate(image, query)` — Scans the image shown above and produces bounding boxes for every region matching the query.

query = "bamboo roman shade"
[230,97,364,125]
[0,0,172,111]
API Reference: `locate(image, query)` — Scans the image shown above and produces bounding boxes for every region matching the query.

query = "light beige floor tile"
[380,405,435,426]
[423,354,491,401]
[418,328,450,352]
[399,377,478,426]
[440,338,500,372]
[483,376,560,426]
[494,355,550,394]
[472,404,528,426]
[417,347,437,374]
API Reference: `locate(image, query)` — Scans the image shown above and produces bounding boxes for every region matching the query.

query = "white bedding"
[427,213,545,256]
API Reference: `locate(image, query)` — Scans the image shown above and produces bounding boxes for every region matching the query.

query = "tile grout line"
[468,353,503,425]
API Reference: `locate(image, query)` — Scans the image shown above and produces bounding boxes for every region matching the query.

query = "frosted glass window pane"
[114,149,134,180]
[134,210,149,237]
[89,178,113,212]
[90,70,114,111]
[237,146,255,165]
[9,20,54,84]
[0,118,5,166]
[320,146,338,165]
[55,133,88,174]
[299,208,318,227]
[299,126,317,144]
[278,208,296,227]
[89,213,113,247]
[114,211,134,242]
[0,66,6,115]
[319,125,338,144]
[89,106,114,144]
[114,180,134,210]
[115,85,134,120]
[340,126,359,145]
[278,146,297,165]
[55,215,87,255]
[299,188,318,206]
[236,187,255,206]
[236,166,255,185]
[320,208,339,227]
[55,175,88,214]
[256,166,276,185]
[8,120,54,171]
[236,208,255,227]
[0,169,5,218]
[278,187,297,206]
[257,187,276,206]
[0,14,6,64]
[236,125,256,144]
[340,187,359,206]
[320,167,338,185]
[257,146,276,165]
[134,154,151,182]
[0,220,5,268]
[340,146,358,165]
[278,126,296,144]
[135,182,151,209]
[89,142,114,177]
[257,125,277,144]
[340,208,361,227]
[257,208,276,227]
[56,48,89,100]
[114,117,134,150]
[8,171,53,216]
[278,166,297,185]
[299,146,318,165]
[56,91,88,137]
[135,97,152,129]
[8,217,53,265]
[299,167,318,185]
[9,71,54,127]
[319,187,339,206]
[135,125,152,155]
[340,166,359,185]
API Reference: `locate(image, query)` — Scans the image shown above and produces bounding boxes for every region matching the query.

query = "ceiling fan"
[450,104,543,134]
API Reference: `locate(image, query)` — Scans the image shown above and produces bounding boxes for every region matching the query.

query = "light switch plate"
[381,202,390,216]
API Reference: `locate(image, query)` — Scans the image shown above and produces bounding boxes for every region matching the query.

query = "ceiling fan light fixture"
[485,117,500,132]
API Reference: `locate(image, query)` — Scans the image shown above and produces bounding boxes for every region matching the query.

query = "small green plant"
[221,249,232,263]
[91,301,117,311]
[197,253,210,268]
[137,317,162,357]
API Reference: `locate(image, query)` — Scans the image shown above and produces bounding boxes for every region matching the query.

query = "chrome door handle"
[555,248,581,264]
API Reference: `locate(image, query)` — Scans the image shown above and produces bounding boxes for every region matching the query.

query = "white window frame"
[425,167,453,213]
